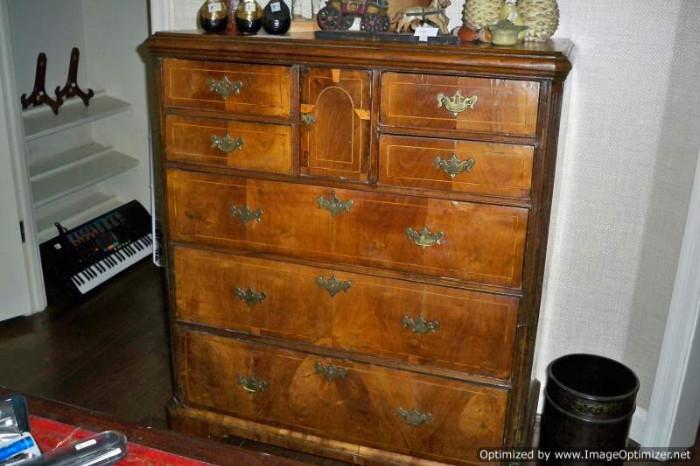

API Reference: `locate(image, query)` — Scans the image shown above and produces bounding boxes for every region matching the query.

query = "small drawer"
[379,134,534,198]
[166,170,529,288]
[300,67,372,181]
[162,58,292,118]
[164,114,292,174]
[178,330,508,465]
[174,247,519,379]
[380,72,539,136]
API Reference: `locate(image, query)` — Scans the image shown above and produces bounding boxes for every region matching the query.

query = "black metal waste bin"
[539,353,639,465]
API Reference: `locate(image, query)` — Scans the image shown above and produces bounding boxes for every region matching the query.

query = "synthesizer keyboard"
[40,201,152,295]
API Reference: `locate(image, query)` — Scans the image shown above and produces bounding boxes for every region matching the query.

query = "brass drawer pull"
[301,113,315,125]
[211,134,244,153]
[237,374,268,393]
[315,361,348,381]
[234,287,266,306]
[402,313,439,335]
[316,275,352,297]
[405,227,444,248]
[436,90,478,117]
[398,407,432,427]
[317,194,353,217]
[230,204,263,224]
[434,154,475,179]
[208,76,243,98]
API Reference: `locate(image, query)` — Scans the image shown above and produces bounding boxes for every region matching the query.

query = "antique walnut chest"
[146,32,572,466]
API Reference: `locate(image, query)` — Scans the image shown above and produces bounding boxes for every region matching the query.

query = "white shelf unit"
[30,143,139,208]
[35,192,122,243]
[9,0,153,244]
[3,0,153,314]
[23,91,131,141]
[21,93,140,241]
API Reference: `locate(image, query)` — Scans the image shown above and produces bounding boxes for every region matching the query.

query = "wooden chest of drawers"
[147,32,572,466]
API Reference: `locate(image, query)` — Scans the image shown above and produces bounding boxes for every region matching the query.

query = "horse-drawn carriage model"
[316,0,390,32]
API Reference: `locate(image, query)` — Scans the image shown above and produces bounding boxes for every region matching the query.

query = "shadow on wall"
[534,0,699,421]
[624,0,700,409]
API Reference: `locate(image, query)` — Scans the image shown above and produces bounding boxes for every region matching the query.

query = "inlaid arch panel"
[300,68,371,181]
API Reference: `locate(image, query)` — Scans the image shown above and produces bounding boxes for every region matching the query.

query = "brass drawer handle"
[405,227,444,248]
[402,313,439,335]
[398,407,432,427]
[436,91,478,117]
[230,204,263,224]
[211,134,244,153]
[317,194,353,217]
[301,113,315,125]
[434,154,475,179]
[316,275,352,297]
[237,374,268,393]
[234,287,266,306]
[315,361,348,381]
[208,76,243,98]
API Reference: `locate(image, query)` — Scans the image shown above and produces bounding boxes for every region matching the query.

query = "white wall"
[0,80,32,319]
[165,0,700,414]
[622,0,700,409]
[7,0,87,92]
[535,0,700,411]
[83,0,152,209]
[0,1,34,318]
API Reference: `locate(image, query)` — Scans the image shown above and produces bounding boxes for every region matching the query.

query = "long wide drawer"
[162,58,292,118]
[166,169,528,288]
[380,72,539,136]
[177,330,508,464]
[174,247,519,379]
[165,114,293,174]
[379,134,534,198]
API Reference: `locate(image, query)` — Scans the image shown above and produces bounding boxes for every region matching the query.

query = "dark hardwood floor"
[0,261,696,465]
[0,260,172,428]
[0,260,347,465]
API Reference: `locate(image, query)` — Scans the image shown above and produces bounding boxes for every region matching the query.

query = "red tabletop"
[0,388,306,466]
[30,415,213,465]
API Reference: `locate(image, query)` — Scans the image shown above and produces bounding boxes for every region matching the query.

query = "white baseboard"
[630,407,648,444]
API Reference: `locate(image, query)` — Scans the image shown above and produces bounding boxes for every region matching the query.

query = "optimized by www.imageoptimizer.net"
[478,447,694,463]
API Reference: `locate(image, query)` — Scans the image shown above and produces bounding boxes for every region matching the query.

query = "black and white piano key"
[70,234,153,294]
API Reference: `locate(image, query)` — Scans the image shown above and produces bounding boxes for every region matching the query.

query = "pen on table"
[1,452,33,466]
[0,436,35,462]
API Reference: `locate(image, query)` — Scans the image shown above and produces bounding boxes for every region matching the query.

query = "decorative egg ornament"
[263,0,292,34]
[517,0,559,42]
[463,0,504,31]
[199,0,229,33]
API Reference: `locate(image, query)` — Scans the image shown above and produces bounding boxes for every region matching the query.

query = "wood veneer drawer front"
[379,134,534,198]
[162,59,291,117]
[380,73,540,136]
[174,247,519,379]
[166,170,528,288]
[165,115,292,174]
[178,330,508,464]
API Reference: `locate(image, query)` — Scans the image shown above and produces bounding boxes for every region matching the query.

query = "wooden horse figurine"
[391,0,451,34]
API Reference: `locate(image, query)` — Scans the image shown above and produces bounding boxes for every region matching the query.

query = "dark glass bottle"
[235,0,263,35]
[199,0,229,33]
[262,0,291,34]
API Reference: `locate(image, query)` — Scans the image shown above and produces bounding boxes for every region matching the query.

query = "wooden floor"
[0,261,696,465]
[0,260,346,465]
[0,261,172,428]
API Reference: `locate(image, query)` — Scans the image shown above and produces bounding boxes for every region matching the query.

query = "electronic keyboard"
[40,201,152,295]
